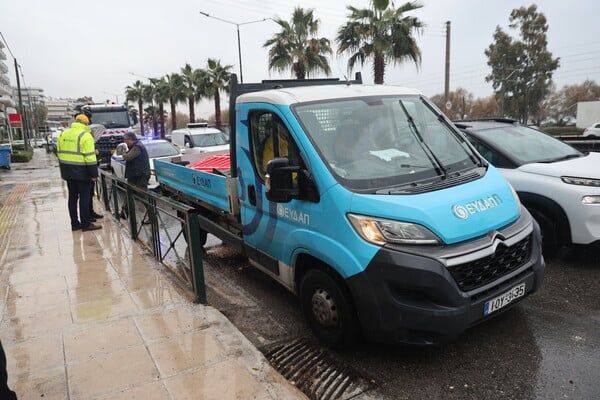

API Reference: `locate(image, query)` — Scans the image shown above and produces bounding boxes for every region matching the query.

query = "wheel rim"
[311,288,339,328]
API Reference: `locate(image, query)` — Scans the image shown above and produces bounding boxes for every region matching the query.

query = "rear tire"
[299,269,359,349]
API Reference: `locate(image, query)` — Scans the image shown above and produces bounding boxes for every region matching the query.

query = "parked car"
[582,122,600,138]
[170,123,229,154]
[111,139,183,188]
[540,117,556,127]
[558,116,577,126]
[455,119,600,254]
[33,138,46,148]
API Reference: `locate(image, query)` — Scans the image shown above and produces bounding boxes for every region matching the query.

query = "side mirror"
[115,142,129,156]
[265,157,299,203]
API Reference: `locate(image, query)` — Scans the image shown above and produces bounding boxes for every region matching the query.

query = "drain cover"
[264,338,375,400]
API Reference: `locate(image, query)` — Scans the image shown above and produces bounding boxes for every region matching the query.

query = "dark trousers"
[0,340,17,400]
[66,179,93,228]
[121,174,150,218]
[90,182,96,215]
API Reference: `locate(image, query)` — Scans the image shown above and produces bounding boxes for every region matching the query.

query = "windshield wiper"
[398,100,447,179]
[538,153,581,163]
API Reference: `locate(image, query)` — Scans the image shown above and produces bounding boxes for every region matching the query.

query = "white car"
[456,119,600,255]
[170,123,229,154]
[582,122,600,138]
[111,139,182,188]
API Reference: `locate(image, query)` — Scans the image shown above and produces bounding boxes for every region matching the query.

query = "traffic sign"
[8,113,22,128]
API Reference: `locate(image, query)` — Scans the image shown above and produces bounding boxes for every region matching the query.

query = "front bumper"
[346,209,545,345]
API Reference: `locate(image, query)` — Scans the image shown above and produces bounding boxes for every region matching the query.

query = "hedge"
[10,144,34,163]
[541,126,584,136]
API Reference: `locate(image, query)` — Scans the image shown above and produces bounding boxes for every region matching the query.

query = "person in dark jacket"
[56,114,102,231]
[0,339,17,399]
[118,132,150,222]
[122,132,150,188]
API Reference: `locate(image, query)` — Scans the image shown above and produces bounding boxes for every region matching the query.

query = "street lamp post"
[199,11,268,83]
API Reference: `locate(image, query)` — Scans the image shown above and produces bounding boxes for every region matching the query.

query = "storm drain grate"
[264,338,375,400]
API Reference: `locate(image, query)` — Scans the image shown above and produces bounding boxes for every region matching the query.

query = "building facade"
[45,98,74,125]
[0,40,16,142]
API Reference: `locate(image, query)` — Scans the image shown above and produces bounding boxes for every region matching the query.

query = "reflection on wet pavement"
[0,149,306,399]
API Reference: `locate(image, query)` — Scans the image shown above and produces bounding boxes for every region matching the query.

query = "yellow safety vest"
[57,122,97,165]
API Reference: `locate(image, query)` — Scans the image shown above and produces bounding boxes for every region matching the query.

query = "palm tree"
[205,59,232,130]
[263,7,332,79]
[142,82,159,136]
[153,78,171,139]
[163,73,185,132]
[336,0,424,84]
[180,63,206,123]
[143,105,165,136]
[125,80,145,134]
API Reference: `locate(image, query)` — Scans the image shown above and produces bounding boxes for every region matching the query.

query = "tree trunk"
[159,104,166,139]
[214,90,221,130]
[373,54,386,84]
[294,62,306,79]
[188,96,195,123]
[170,98,177,131]
[138,100,144,135]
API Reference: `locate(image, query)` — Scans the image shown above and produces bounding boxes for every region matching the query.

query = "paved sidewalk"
[0,149,306,399]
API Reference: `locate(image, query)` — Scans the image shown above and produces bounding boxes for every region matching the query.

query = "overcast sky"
[1,0,599,118]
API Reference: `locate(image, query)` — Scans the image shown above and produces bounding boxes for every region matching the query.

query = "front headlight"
[562,176,600,187]
[347,213,441,245]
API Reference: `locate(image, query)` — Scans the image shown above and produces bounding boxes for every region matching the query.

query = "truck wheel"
[529,208,559,257]
[198,229,207,246]
[178,211,208,247]
[299,269,359,349]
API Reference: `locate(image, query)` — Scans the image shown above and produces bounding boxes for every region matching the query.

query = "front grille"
[95,136,124,152]
[448,235,531,292]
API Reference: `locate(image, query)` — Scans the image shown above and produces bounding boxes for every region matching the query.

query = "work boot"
[82,223,102,231]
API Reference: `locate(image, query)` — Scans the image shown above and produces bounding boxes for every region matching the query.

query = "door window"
[250,111,301,180]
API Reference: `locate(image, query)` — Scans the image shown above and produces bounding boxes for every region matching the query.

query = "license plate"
[484,283,526,316]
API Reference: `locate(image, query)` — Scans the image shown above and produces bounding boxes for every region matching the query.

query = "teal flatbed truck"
[154,74,545,347]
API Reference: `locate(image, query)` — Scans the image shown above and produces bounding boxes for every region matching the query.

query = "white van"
[170,123,229,154]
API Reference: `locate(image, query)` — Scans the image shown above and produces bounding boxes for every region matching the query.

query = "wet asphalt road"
[201,239,600,400]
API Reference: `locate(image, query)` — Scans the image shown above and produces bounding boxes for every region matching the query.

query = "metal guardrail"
[557,137,600,152]
[566,141,600,152]
[96,169,207,303]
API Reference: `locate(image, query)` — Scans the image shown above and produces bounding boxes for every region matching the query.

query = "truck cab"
[82,104,137,167]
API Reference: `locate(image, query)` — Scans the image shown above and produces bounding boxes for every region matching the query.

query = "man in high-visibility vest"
[57,114,102,231]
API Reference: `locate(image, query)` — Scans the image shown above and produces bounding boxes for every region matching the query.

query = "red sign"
[8,113,22,128]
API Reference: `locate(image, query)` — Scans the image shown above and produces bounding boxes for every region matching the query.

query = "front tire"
[299,269,359,349]
[529,208,559,257]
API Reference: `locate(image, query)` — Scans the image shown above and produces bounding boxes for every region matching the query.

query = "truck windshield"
[90,111,131,128]
[295,95,480,191]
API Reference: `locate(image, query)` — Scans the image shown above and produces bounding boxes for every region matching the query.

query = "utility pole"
[444,21,451,105]
[13,58,30,149]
